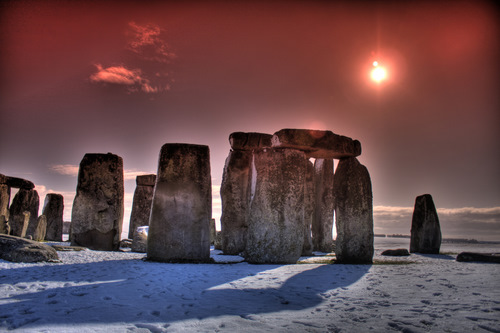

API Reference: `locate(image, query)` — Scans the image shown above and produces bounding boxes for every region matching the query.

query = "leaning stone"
[302,160,314,256]
[33,215,47,241]
[456,252,500,263]
[132,226,148,253]
[128,175,156,239]
[10,211,30,238]
[312,158,334,253]
[42,193,64,241]
[381,249,410,256]
[0,184,10,221]
[271,128,361,159]
[409,194,442,254]
[0,234,60,263]
[147,144,211,263]
[220,149,252,255]
[229,132,273,151]
[333,157,374,264]
[71,153,124,251]
[9,189,39,238]
[245,148,306,264]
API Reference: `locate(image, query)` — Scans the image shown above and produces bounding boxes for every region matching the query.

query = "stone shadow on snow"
[0,257,370,330]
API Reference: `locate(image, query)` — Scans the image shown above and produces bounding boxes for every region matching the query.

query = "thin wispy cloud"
[127,22,176,63]
[50,164,154,180]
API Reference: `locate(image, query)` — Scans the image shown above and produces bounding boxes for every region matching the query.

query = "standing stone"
[312,158,335,253]
[9,189,39,238]
[33,215,47,241]
[147,144,211,263]
[410,194,442,254]
[11,211,30,238]
[245,148,306,264]
[42,194,64,241]
[128,174,156,239]
[210,218,216,245]
[333,157,374,264]
[302,160,315,256]
[132,226,148,253]
[71,153,124,251]
[0,215,9,235]
[0,184,10,223]
[220,149,252,255]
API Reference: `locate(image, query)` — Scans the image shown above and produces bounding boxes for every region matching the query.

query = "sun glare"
[370,61,387,83]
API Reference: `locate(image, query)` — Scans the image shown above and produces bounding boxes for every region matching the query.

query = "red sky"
[1,1,499,239]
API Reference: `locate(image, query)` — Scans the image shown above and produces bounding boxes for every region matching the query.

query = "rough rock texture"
[10,212,30,237]
[128,174,156,239]
[245,149,306,264]
[220,149,252,255]
[381,248,410,256]
[42,193,64,241]
[132,226,148,253]
[0,234,59,263]
[0,215,10,235]
[210,218,216,245]
[0,184,10,222]
[271,129,361,159]
[9,189,39,238]
[214,231,222,250]
[456,252,500,263]
[333,157,374,264]
[62,221,71,234]
[410,194,442,254]
[71,153,124,251]
[229,132,273,151]
[312,158,335,253]
[147,144,212,263]
[302,160,315,256]
[33,215,47,241]
[0,173,35,190]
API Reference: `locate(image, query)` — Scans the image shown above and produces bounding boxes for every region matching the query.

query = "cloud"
[50,164,154,181]
[127,22,176,63]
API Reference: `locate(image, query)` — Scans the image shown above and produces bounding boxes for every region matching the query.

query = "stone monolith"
[410,194,442,254]
[0,184,10,222]
[312,158,335,253]
[244,148,306,264]
[10,211,30,238]
[9,189,39,238]
[302,160,314,256]
[71,153,124,251]
[33,215,47,241]
[128,174,156,239]
[333,157,374,264]
[147,144,211,263]
[42,193,64,241]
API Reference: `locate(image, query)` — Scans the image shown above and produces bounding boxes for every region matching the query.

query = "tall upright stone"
[312,158,335,253]
[11,211,30,238]
[9,189,39,238]
[333,157,374,264]
[0,184,10,223]
[33,215,47,241]
[128,174,156,239]
[410,194,442,254]
[147,144,212,263]
[302,160,315,256]
[220,132,272,255]
[71,153,124,251]
[42,194,64,241]
[245,148,306,264]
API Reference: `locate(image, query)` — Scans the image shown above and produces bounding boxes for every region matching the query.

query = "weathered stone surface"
[229,132,272,151]
[147,144,211,263]
[71,153,124,251]
[10,211,30,237]
[9,189,39,238]
[381,248,410,256]
[128,175,155,239]
[245,149,306,264]
[456,252,500,263]
[0,173,35,190]
[302,160,314,256]
[0,234,59,263]
[63,221,71,234]
[410,194,442,254]
[0,184,10,222]
[136,174,156,186]
[312,158,334,253]
[210,218,216,245]
[132,226,148,253]
[33,215,47,241]
[220,149,252,255]
[214,231,222,250]
[333,157,374,264]
[271,129,361,159]
[0,215,9,235]
[42,193,64,241]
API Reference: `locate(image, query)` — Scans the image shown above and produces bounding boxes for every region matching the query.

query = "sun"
[370,61,387,83]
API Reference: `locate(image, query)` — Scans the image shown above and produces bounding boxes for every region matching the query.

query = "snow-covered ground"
[1,238,499,332]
